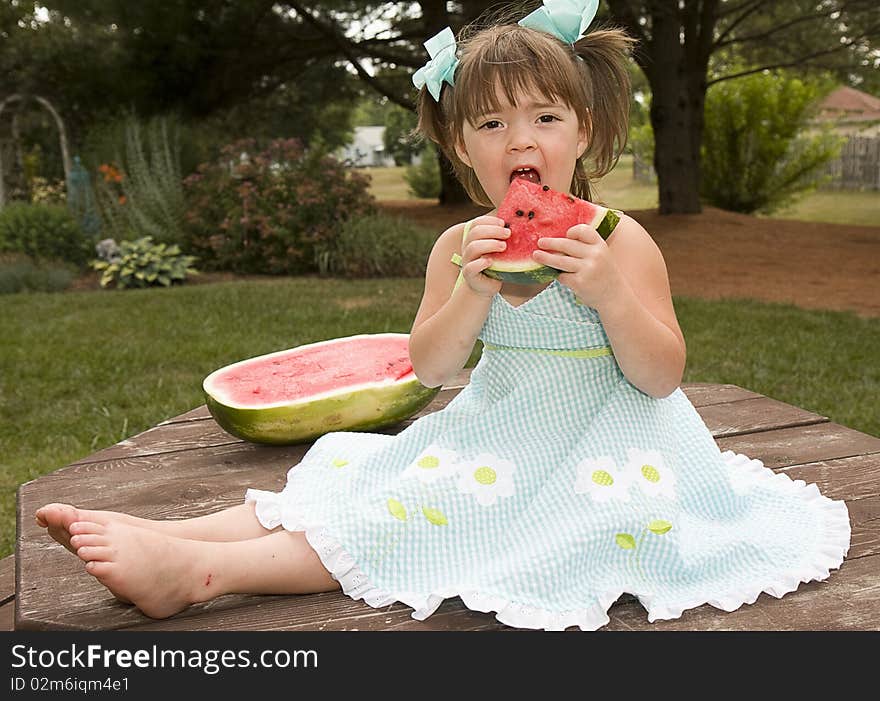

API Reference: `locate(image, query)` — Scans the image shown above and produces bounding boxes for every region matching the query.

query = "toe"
[35,503,76,528]
[69,521,106,536]
[76,545,114,563]
[85,560,114,578]
[70,533,108,549]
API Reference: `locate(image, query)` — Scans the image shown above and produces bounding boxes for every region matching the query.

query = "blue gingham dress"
[246,279,851,631]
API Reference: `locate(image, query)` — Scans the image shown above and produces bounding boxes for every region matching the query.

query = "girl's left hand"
[532,224,624,311]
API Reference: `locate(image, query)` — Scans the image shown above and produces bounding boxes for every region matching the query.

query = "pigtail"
[572,28,636,194]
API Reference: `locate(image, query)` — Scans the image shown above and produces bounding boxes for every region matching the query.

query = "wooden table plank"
[781,454,880,503]
[696,397,827,438]
[717,422,880,469]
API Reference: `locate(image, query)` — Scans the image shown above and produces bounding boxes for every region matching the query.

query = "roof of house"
[817,86,880,123]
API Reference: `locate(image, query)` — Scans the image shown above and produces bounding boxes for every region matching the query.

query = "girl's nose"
[506,125,537,152]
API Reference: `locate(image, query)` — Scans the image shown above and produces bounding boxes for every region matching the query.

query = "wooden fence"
[821,136,879,190]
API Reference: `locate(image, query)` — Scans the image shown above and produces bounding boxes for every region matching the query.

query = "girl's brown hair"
[416,15,635,206]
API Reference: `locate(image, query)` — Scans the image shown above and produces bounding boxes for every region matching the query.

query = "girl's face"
[455,85,588,209]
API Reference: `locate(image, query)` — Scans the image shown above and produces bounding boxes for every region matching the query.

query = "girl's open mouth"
[510,167,541,184]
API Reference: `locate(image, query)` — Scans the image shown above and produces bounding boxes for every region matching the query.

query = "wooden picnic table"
[11,371,880,631]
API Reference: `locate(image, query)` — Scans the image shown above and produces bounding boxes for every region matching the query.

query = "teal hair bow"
[412,26,459,101]
[518,0,599,44]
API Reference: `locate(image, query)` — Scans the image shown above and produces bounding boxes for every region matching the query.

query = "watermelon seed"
[515,210,524,216]
[542,185,550,191]
[503,221,510,228]
[528,211,535,219]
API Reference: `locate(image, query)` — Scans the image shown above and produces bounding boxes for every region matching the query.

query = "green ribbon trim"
[483,342,613,359]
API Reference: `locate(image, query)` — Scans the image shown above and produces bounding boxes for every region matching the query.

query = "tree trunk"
[649,73,705,214]
[645,8,705,214]
[437,149,469,205]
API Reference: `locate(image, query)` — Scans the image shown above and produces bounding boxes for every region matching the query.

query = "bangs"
[453,26,590,133]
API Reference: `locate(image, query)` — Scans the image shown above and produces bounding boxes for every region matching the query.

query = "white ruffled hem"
[244,451,851,631]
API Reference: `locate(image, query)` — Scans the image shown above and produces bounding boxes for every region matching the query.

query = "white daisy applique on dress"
[401,445,459,484]
[456,453,516,506]
[573,456,634,502]
[625,448,676,499]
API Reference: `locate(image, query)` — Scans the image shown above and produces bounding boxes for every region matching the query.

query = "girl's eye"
[538,114,560,123]
[479,120,503,130]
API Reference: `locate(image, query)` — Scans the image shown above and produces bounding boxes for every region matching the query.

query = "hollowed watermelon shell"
[485,179,621,285]
[203,333,440,445]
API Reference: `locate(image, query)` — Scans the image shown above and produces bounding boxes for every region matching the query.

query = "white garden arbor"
[0,93,71,208]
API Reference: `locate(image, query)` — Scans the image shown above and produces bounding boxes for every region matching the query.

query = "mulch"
[380,200,880,319]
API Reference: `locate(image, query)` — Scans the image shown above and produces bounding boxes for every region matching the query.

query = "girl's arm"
[599,217,686,398]
[409,217,509,388]
[534,214,686,398]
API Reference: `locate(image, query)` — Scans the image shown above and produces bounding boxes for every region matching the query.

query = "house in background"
[816,86,880,137]
[338,126,395,167]
[814,86,880,189]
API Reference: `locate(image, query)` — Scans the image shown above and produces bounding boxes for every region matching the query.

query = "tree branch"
[287,2,415,111]
[715,1,875,50]
[707,38,867,86]
[712,0,764,49]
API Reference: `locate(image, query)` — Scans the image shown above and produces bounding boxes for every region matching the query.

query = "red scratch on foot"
[205,574,212,587]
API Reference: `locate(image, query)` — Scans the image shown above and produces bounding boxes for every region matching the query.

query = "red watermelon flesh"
[485,179,620,284]
[210,335,416,407]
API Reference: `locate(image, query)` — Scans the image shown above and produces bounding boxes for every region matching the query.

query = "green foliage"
[0,203,92,266]
[315,213,436,277]
[404,147,441,199]
[91,236,198,289]
[0,255,75,294]
[628,122,656,183]
[701,71,844,214]
[383,106,420,165]
[182,138,377,274]
[93,115,188,245]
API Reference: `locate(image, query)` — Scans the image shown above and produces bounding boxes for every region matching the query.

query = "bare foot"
[69,520,212,619]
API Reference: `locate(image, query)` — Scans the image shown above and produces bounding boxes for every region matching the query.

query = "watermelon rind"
[483,264,560,284]
[203,334,440,445]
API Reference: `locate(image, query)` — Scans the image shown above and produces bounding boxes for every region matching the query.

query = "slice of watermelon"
[203,333,440,445]
[485,179,621,285]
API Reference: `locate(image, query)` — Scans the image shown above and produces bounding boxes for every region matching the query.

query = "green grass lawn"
[366,155,879,225]
[2,278,878,558]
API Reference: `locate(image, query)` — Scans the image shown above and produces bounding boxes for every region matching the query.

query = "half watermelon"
[485,179,621,284]
[203,333,440,445]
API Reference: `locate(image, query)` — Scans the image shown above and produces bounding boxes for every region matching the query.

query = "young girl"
[36,1,850,630]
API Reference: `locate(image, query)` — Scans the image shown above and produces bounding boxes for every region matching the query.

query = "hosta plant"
[91,236,198,289]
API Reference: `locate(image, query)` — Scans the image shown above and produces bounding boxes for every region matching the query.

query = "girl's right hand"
[460,216,510,297]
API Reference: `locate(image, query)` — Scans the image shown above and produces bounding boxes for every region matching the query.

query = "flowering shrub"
[182,138,376,274]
